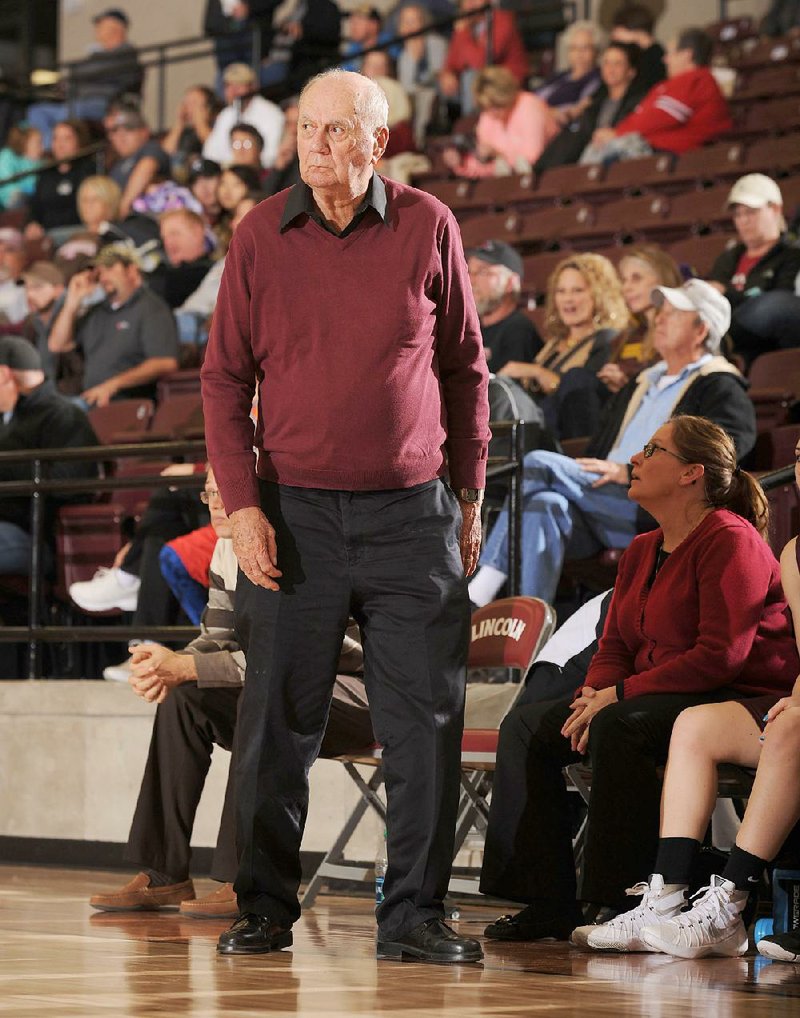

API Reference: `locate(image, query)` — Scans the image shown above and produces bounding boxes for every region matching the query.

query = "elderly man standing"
[201,69,490,964]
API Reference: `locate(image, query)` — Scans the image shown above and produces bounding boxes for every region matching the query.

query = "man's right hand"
[66,270,96,309]
[231,506,282,590]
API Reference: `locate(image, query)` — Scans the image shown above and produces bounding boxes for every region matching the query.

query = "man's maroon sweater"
[201,177,490,515]
[587,510,798,700]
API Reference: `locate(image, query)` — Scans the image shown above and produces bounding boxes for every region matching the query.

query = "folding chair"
[301,597,556,907]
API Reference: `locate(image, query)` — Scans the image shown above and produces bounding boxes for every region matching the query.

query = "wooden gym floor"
[2,865,800,1017]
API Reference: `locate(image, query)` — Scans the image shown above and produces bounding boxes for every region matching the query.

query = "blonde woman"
[76,175,160,253]
[500,253,631,438]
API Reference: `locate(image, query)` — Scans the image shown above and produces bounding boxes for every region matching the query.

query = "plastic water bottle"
[375,829,388,907]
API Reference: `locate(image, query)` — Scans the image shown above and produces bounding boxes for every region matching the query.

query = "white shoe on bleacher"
[70,568,140,612]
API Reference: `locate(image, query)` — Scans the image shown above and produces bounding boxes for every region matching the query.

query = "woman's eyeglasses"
[642,442,691,463]
[200,489,221,504]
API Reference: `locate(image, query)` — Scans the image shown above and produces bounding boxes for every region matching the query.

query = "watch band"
[457,488,483,503]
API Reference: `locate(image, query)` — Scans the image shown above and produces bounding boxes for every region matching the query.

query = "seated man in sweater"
[89,469,373,918]
[48,243,178,407]
[706,174,800,367]
[580,26,731,165]
[468,279,756,606]
[467,240,541,374]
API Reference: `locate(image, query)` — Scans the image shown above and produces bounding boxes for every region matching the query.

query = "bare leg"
[660,702,762,840]
[736,700,800,860]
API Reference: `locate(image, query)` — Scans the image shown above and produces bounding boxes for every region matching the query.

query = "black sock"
[145,868,183,886]
[723,845,769,891]
[653,837,700,886]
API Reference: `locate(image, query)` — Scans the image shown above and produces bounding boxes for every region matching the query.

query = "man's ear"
[372,125,389,163]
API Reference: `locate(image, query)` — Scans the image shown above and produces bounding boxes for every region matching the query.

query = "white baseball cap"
[727,173,783,209]
[651,278,731,352]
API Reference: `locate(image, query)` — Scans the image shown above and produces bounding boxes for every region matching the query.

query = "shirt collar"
[643,353,712,386]
[279,173,389,233]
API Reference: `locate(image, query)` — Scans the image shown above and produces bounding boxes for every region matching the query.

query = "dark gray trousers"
[232,479,469,939]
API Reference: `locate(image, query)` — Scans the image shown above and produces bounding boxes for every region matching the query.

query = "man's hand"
[81,378,119,407]
[591,127,616,147]
[458,499,482,577]
[231,506,282,590]
[66,269,96,310]
[129,643,196,704]
[574,458,629,488]
[561,685,618,753]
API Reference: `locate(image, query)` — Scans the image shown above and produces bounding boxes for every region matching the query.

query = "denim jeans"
[0,521,32,574]
[479,449,640,601]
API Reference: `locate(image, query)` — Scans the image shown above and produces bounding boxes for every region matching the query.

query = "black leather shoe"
[217,912,293,955]
[377,917,483,964]
[484,904,581,942]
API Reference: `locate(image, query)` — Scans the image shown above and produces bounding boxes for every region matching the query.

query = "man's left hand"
[458,499,482,577]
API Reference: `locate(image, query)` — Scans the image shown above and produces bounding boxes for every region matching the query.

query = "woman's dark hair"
[56,118,91,149]
[670,415,769,539]
[222,165,262,191]
[605,40,642,72]
[676,27,713,68]
[612,3,655,35]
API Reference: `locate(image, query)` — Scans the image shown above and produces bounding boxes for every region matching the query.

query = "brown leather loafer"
[180,882,238,919]
[89,872,195,912]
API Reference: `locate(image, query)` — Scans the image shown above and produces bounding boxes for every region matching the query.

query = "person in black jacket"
[535,41,649,172]
[0,336,98,575]
[707,173,800,367]
[467,279,756,606]
[609,3,667,92]
[24,120,95,246]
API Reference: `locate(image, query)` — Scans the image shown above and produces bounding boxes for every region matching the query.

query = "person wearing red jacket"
[581,26,731,163]
[440,0,529,114]
[478,415,798,943]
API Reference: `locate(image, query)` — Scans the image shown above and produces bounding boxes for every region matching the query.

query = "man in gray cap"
[707,173,800,366]
[0,336,98,575]
[202,62,284,168]
[466,240,542,374]
[469,278,757,607]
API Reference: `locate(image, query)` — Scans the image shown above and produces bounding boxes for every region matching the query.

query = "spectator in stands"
[88,468,373,919]
[535,41,648,172]
[20,261,80,395]
[262,100,300,197]
[260,0,341,93]
[480,415,797,944]
[216,165,262,246]
[361,51,417,164]
[536,20,603,125]
[440,0,529,116]
[203,0,275,80]
[467,240,541,374]
[27,8,143,150]
[341,6,393,74]
[599,244,684,393]
[229,122,265,171]
[161,85,219,180]
[706,173,800,367]
[106,109,171,219]
[444,67,558,178]
[0,125,43,211]
[0,336,98,575]
[158,209,215,311]
[396,4,448,145]
[203,63,284,170]
[580,27,731,164]
[48,244,178,407]
[187,158,222,227]
[76,175,122,239]
[0,229,31,326]
[610,2,666,91]
[497,253,629,441]
[762,0,800,36]
[468,279,755,606]
[24,120,94,247]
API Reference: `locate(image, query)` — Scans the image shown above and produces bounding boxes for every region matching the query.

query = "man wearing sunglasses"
[469,277,757,607]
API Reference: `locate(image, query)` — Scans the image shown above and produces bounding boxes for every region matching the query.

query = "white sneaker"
[103,659,133,682]
[70,568,140,612]
[640,875,749,959]
[581,875,687,952]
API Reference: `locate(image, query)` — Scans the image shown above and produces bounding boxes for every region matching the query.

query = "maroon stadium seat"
[87,399,153,445]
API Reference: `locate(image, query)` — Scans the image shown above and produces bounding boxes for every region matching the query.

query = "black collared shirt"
[279,174,389,238]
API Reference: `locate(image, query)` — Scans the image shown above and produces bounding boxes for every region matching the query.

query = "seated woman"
[498,253,629,440]
[75,175,160,252]
[396,3,448,146]
[579,436,800,961]
[535,41,648,172]
[445,67,558,178]
[24,119,95,247]
[536,20,603,125]
[598,244,683,395]
[479,416,799,942]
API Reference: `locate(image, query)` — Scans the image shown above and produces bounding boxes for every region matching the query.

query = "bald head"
[297,70,389,201]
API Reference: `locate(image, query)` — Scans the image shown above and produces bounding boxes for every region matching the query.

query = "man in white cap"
[707,173,800,366]
[202,62,284,168]
[468,277,757,607]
